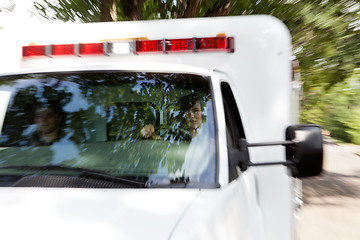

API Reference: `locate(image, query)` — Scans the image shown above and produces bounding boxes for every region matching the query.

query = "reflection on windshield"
[0,72,216,188]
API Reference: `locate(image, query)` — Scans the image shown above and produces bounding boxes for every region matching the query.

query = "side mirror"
[235,124,323,178]
[286,124,323,177]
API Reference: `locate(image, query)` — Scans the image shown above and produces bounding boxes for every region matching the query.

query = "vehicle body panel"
[0,188,198,239]
[0,16,295,239]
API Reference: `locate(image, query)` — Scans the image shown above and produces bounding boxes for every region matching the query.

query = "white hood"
[0,188,200,240]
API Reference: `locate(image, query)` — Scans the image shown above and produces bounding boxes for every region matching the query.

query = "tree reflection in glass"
[0,72,216,187]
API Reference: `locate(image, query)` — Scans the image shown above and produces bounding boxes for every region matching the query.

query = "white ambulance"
[0,16,322,240]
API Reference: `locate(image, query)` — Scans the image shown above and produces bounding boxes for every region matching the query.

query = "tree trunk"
[121,0,146,20]
[183,0,202,18]
[204,0,231,17]
[101,0,117,22]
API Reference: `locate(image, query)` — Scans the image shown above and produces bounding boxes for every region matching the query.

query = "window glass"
[0,72,216,188]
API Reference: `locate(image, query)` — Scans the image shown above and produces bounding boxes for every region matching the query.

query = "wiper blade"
[148,176,190,188]
[148,177,220,189]
[0,165,146,188]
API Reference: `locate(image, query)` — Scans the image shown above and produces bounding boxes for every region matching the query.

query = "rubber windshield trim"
[209,76,220,188]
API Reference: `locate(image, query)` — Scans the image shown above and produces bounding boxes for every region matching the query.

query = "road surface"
[298,141,360,240]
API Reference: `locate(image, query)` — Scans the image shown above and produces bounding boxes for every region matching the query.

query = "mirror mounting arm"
[246,140,296,167]
[247,140,295,147]
[248,161,295,167]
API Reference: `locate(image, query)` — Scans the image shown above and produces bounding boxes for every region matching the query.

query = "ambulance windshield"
[0,72,216,188]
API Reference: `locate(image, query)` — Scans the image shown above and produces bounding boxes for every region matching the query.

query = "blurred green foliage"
[34,0,102,22]
[27,1,360,142]
[302,69,360,143]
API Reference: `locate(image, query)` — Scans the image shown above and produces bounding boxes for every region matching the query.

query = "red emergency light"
[79,43,104,55]
[52,44,75,55]
[166,39,193,52]
[197,37,229,51]
[135,37,234,54]
[136,40,163,53]
[22,45,47,57]
[22,36,234,58]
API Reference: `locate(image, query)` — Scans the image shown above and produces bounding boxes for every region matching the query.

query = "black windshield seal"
[0,165,146,188]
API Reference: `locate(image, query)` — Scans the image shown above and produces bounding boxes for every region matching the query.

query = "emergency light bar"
[22,36,234,58]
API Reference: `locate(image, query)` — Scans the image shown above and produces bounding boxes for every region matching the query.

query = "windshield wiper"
[148,176,220,189]
[148,176,191,188]
[0,165,146,188]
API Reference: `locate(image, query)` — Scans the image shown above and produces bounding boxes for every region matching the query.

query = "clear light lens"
[111,42,131,55]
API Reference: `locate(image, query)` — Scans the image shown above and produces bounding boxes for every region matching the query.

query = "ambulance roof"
[0,15,291,75]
